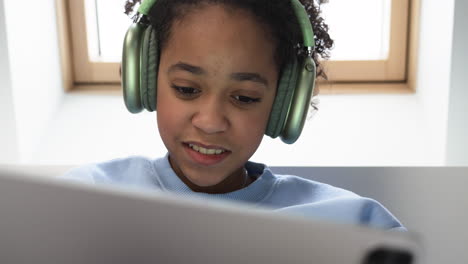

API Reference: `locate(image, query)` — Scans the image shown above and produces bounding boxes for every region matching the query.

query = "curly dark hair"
[124,0,333,80]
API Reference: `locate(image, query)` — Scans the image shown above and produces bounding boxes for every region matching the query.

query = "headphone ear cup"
[265,59,299,138]
[280,57,316,144]
[122,23,146,113]
[140,26,159,112]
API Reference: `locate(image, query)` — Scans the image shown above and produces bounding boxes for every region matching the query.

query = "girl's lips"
[183,143,231,166]
[183,141,230,151]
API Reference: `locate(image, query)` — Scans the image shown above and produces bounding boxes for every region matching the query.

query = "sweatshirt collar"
[152,153,277,205]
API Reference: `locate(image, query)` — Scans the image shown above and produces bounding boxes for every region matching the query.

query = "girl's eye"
[232,95,261,104]
[171,85,200,98]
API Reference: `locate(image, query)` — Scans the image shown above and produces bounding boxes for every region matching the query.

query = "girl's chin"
[169,153,228,184]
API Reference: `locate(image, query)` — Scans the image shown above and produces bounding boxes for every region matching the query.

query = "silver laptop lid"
[0,169,422,264]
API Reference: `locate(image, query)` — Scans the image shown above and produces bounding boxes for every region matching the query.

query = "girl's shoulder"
[259,168,405,230]
[60,156,160,186]
[263,168,360,202]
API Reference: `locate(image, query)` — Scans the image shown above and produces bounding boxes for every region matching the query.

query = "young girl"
[64,0,405,231]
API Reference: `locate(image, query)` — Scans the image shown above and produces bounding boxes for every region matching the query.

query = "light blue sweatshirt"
[63,154,405,231]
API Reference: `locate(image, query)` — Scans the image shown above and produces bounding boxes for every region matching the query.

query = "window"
[57,0,418,93]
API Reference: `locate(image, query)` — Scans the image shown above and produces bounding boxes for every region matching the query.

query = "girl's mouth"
[183,142,231,166]
[187,143,227,155]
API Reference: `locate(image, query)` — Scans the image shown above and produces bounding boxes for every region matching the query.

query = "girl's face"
[156,5,278,191]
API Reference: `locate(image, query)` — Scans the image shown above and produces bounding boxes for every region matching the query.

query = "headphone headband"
[138,0,157,15]
[137,0,316,49]
[290,0,315,48]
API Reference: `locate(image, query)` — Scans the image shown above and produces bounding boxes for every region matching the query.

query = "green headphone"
[121,0,316,144]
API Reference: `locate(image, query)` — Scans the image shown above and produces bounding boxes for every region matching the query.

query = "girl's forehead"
[175,3,255,22]
[170,4,271,40]
[163,5,277,69]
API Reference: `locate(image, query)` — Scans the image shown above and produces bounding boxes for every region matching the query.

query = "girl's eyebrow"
[230,72,268,88]
[167,61,268,88]
[168,62,206,75]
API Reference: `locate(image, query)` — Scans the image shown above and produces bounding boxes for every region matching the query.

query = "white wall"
[2,0,64,163]
[415,0,455,164]
[446,0,468,165]
[0,0,18,163]
[32,92,435,166]
[255,94,431,166]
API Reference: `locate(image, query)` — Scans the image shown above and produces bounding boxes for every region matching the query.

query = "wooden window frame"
[56,0,420,94]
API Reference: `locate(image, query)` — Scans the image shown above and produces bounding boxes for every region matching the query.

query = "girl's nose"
[191,100,229,134]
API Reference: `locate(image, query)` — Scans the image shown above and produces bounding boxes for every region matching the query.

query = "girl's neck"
[170,160,251,194]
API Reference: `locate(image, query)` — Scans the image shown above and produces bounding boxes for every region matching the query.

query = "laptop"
[0,168,422,264]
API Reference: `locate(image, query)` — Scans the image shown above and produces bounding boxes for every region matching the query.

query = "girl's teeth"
[214,149,223,154]
[188,144,225,155]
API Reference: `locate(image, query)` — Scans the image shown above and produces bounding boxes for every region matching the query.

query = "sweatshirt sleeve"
[360,197,406,230]
[60,164,104,184]
[276,197,405,230]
